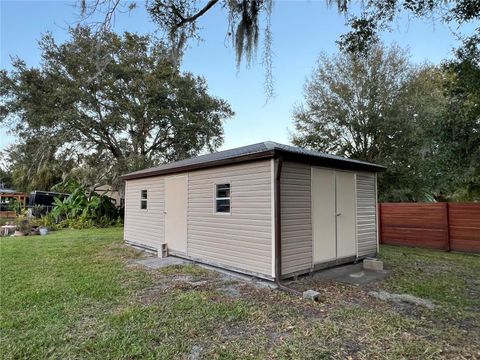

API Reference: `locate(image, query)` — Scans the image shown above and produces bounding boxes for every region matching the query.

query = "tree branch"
[145,123,173,154]
[171,0,219,30]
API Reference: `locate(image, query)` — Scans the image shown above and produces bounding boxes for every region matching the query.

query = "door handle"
[336,212,341,216]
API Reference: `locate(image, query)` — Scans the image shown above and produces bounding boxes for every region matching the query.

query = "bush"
[44,185,121,230]
[31,204,46,218]
[41,213,59,231]
[14,211,33,234]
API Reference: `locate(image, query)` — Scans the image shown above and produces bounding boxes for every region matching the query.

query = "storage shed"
[121,142,385,280]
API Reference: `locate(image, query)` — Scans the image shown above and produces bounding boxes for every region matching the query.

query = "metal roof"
[121,141,385,180]
[0,189,20,194]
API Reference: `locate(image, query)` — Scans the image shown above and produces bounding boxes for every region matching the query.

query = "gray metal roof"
[0,188,18,194]
[122,141,385,180]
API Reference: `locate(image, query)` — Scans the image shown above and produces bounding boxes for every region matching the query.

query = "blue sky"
[0,1,476,152]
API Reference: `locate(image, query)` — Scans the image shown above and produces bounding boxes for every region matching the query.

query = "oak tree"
[1,27,233,191]
[291,43,446,201]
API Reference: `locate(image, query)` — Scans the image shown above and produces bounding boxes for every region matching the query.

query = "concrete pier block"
[363,258,384,271]
[303,289,321,301]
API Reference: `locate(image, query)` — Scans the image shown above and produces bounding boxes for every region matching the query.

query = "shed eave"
[276,150,386,172]
[121,146,386,182]
[121,150,276,181]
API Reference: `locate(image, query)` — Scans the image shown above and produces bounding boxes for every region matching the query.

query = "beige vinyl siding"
[356,173,377,256]
[281,161,312,275]
[124,176,165,249]
[188,160,273,277]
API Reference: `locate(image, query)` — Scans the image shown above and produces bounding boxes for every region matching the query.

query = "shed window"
[140,190,147,210]
[215,183,230,213]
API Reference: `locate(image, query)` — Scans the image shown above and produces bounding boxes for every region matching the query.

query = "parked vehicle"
[28,191,69,216]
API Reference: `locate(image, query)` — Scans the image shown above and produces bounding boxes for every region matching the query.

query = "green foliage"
[6,137,69,192]
[292,37,480,201]
[30,204,45,218]
[0,159,12,189]
[14,219,31,234]
[292,43,446,201]
[47,185,120,229]
[431,36,480,201]
[14,211,32,233]
[1,27,233,192]
[28,217,44,228]
[51,179,83,194]
[9,198,24,215]
[337,1,479,55]
[40,213,58,230]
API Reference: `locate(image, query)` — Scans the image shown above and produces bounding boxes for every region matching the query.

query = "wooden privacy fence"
[379,203,480,253]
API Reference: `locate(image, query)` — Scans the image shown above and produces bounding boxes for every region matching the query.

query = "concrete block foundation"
[363,258,384,271]
[303,289,321,301]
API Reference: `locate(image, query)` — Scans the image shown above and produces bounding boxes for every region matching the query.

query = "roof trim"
[277,150,385,172]
[121,142,386,181]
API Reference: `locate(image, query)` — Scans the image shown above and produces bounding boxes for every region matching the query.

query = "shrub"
[14,212,32,234]
[45,184,121,229]
[31,204,46,218]
[41,213,59,230]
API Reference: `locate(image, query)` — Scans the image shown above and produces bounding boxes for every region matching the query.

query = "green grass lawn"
[1,228,479,359]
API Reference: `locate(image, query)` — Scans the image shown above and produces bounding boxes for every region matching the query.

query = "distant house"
[94,185,122,206]
[121,142,384,280]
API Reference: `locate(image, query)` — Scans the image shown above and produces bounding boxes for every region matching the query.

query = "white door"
[312,168,336,263]
[164,175,188,254]
[312,168,356,264]
[335,171,356,258]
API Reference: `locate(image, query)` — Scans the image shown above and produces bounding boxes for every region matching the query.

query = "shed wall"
[187,160,273,277]
[280,161,313,275]
[123,159,378,279]
[280,165,378,277]
[355,173,378,256]
[124,176,165,248]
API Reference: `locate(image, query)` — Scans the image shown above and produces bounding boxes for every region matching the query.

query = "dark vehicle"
[28,191,69,215]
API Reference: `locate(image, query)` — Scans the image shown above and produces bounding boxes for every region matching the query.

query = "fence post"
[378,203,383,244]
[445,202,451,252]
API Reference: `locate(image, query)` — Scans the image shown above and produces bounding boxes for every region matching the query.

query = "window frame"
[140,189,148,210]
[214,182,231,215]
